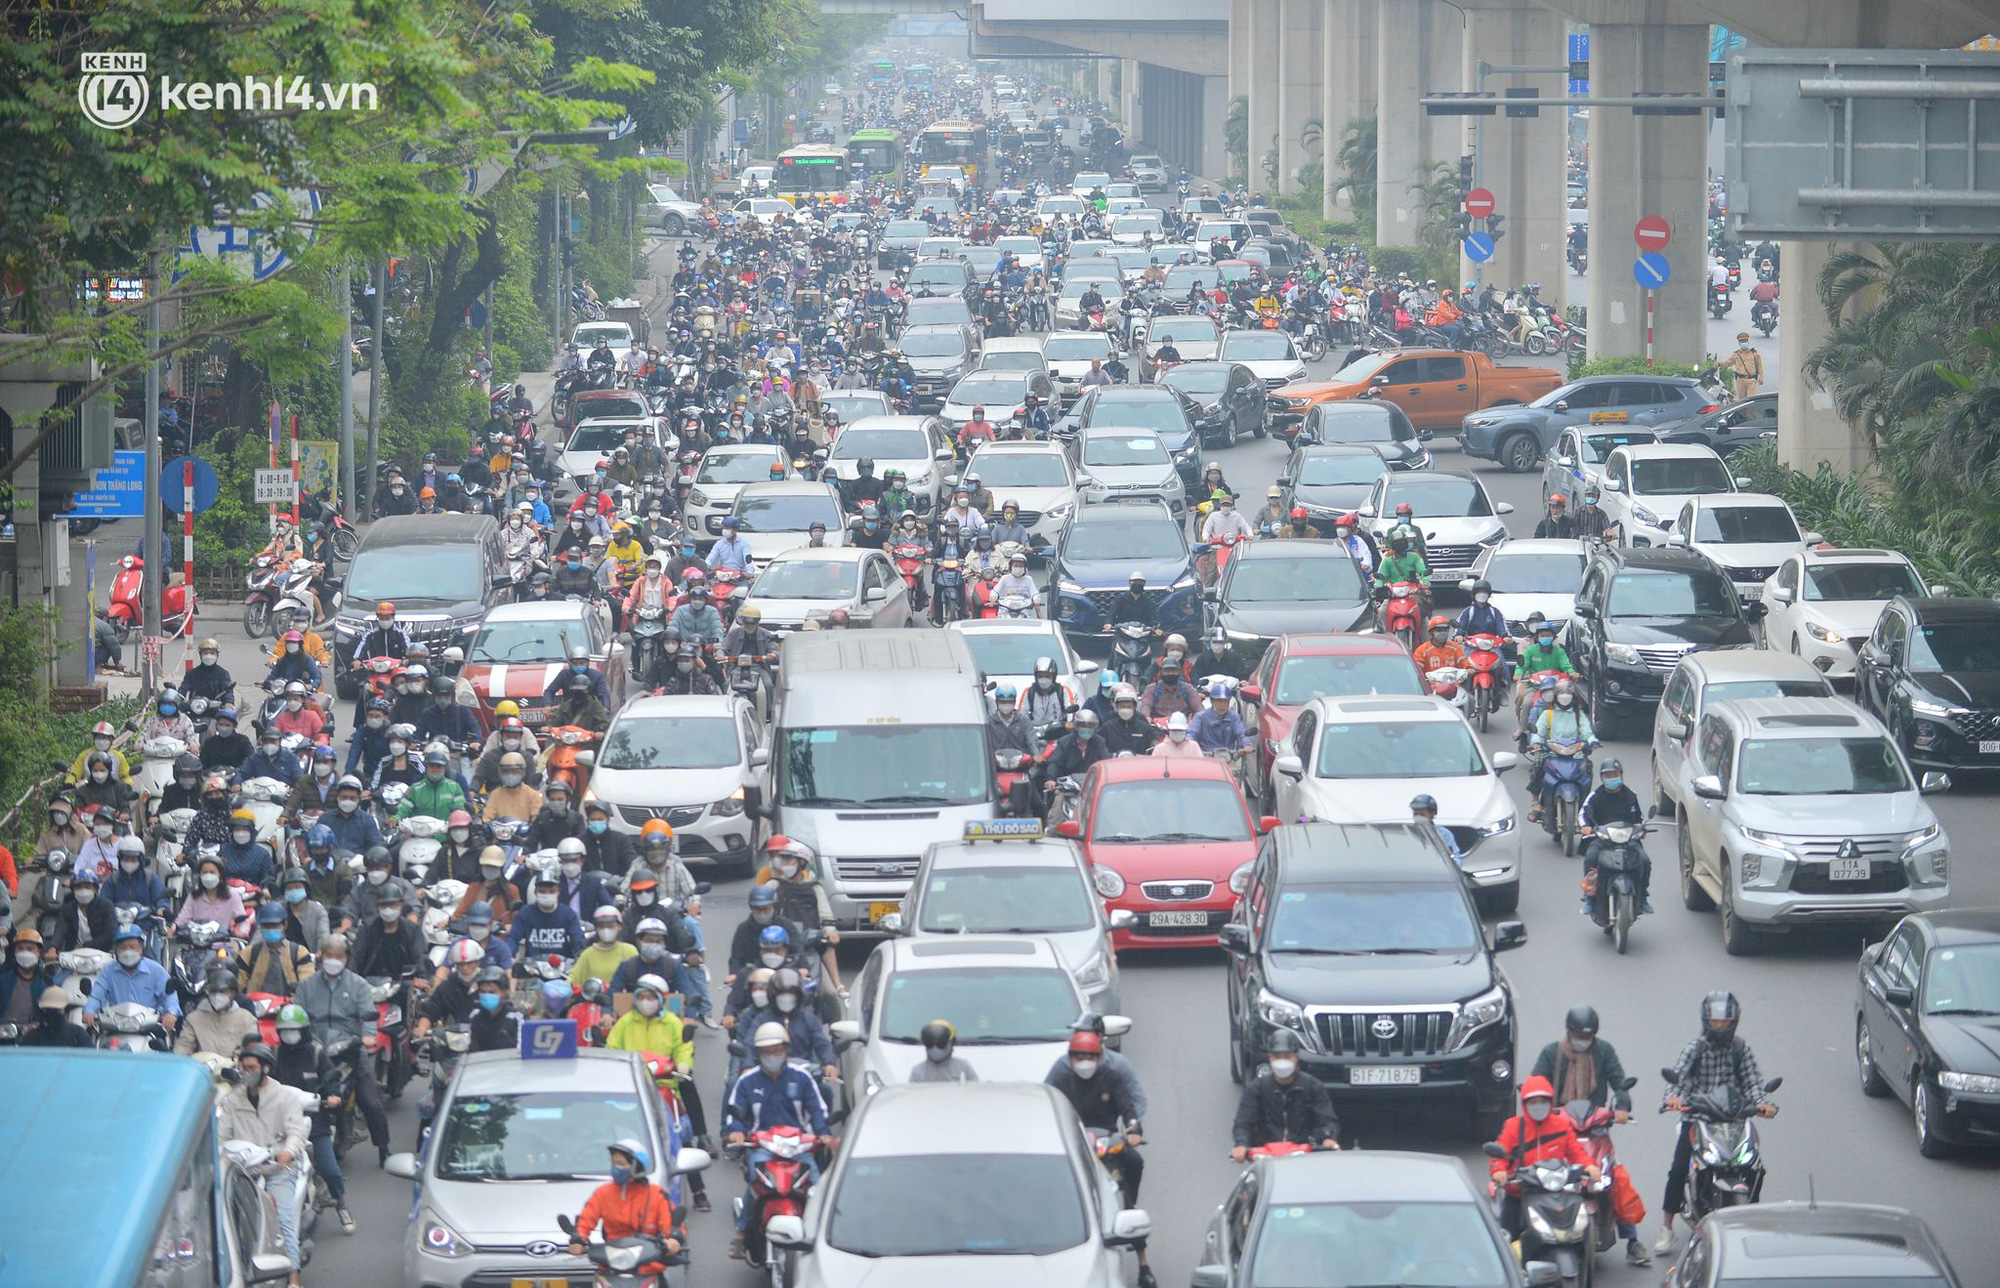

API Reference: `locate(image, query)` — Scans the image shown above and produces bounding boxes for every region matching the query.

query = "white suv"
[1756,548,1930,678]
[1597,443,1742,548]
[1668,492,1820,601]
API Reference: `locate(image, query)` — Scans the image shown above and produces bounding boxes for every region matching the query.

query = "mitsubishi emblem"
[1836,839,1861,860]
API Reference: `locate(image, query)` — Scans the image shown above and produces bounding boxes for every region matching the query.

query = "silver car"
[587,693,762,872]
[1072,426,1187,518]
[743,547,918,632]
[685,444,789,544]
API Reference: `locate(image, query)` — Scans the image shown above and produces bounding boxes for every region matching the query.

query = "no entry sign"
[1634,215,1672,250]
[1465,188,1496,219]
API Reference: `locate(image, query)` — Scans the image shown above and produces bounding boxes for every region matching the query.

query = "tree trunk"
[218,350,270,432]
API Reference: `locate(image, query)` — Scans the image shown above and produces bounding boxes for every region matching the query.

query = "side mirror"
[491,573,515,591]
[1552,454,1574,468]
[574,749,595,767]
[1102,1014,1134,1037]
[1496,501,1515,516]
[1077,659,1103,677]
[1107,1209,1153,1247]
[383,1152,419,1179]
[1573,603,1597,620]
[1275,476,1292,488]
[673,1146,712,1174]
[1802,531,1824,545]
[1055,819,1081,838]
[876,910,904,933]
[1259,815,1280,834]
[1491,751,1519,773]
[1108,908,1137,930]
[944,474,959,489]
[1660,718,1688,741]
[1746,601,1768,620]
[1458,578,1477,592]
[1238,683,1262,704]
[1482,1141,1509,1159]
[750,747,770,768]
[1921,771,1951,795]
[1492,921,1527,952]
[1356,505,1376,519]
[1733,476,1752,488]
[1273,754,1303,780]
[865,586,890,602]
[1601,477,1624,493]
[1370,374,1388,387]
[1769,586,1794,604]
[764,1214,809,1249]
[1884,983,1915,1006]
[1552,400,1569,412]
[1667,533,1689,547]
[829,1019,863,1041]
[1190,1266,1230,1288]
[1690,774,1726,801]
[1217,922,1250,954]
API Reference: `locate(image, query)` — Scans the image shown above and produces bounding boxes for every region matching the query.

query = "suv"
[1569,544,1761,733]
[1674,697,1950,955]
[1855,595,2000,771]
[1049,500,1204,643]
[1668,493,1819,601]
[1596,443,1743,548]
[1220,822,1525,1138]
[1651,649,1834,818]
[1063,384,1205,487]
[1459,375,1715,473]
[333,515,507,698]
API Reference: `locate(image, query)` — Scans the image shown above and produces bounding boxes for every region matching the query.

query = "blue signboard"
[1633,253,1672,288]
[64,450,147,518]
[1568,32,1590,94]
[520,1018,578,1060]
[161,456,220,514]
[1463,233,1496,263]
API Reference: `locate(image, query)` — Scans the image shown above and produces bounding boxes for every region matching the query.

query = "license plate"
[518,707,549,724]
[868,901,902,925]
[1351,1066,1421,1086]
[1982,741,2000,754]
[1148,911,1209,928]
[381,1005,402,1026]
[1830,858,1870,881]
[509,1279,571,1288]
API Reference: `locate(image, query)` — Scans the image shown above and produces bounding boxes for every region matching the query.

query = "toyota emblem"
[1370,1017,1399,1039]
[524,1240,563,1258]
[1836,839,1861,860]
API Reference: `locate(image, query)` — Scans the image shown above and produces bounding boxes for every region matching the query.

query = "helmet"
[608,1138,652,1173]
[591,905,622,925]
[238,1041,277,1069]
[499,752,527,772]
[364,846,393,870]
[1410,793,1439,814]
[478,966,508,986]
[1207,681,1232,700]
[752,1021,791,1049]
[493,699,521,720]
[1564,1005,1600,1037]
[205,969,239,995]
[1068,1030,1104,1056]
[919,1019,956,1049]
[1469,578,1491,598]
[1548,492,1566,507]
[1427,614,1451,631]
[199,637,221,653]
[230,807,257,826]
[256,901,286,926]
[758,923,791,948]
[281,630,304,646]
[1266,1029,1302,1056]
[739,605,762,626]
[447,939,485,967]
[275,1003,310,1033]
[116,834,145,857]
[285,680,308,698]
[748,883,779,910]
[1600,757,1624,776]
[428,674,454,696]
[446,809,473,830]
[556,837,587,861]
[639,818,674,845]
[305,823,334,850]
[1700,990,1740,1046]
[772,967,804,998]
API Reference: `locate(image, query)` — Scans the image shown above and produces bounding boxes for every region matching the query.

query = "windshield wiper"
[1271,947,1375,955]
[1927,1007,2000,1017]
[787,795,860,807]
[860,794,956,805]
[1142,831,1237,842]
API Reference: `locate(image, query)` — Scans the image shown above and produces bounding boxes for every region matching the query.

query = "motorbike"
[995,590,1037,620]
[932,555,967,623]
[1750,299,1777,336]
[1586,822,1648,953]
[1461,634,1507,733]
[1483,1143,1605,1287]
[890,539,929,606]
[557,1217,680,1288]
[1660,1071,1782,1223]
[421,880,469,969]
[106,554,195,643]
[269,561,329,637]
[725,652,778,724]
[710,566,751,626]
[1708,282,1731,320]
[153,807,196,898]
[730,1125,822,1276]
[1569,1082,1640,1260]
[96,999,172,1052]
[1107,621,1157,687]
[1375,580,1424,650]
[1540,738,1594,856]
[1422,665,1471,714]
[631,605,670,686]
[1199,532,1243,586]
[171,921,234,1013]
[542,726,602,797]
[416,1022,472,1127]
[233,776,289,847]
[366,969,420,1100]
[392,814,447,885]
[133,735,189,816]
[243,555,288,638]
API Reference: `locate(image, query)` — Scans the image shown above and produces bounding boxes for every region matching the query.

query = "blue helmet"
[993,682,1018,702]
[609,1137,652,1172]
[539,978,572,1009]
[759,923,791,948]
[305,824,334,850]
[748,882,779,910]
[1208,681,1232,699]
[463,900,494,926]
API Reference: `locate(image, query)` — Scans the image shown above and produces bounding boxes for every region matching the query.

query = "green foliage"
[1225,96,1249,183]
[0,605,137,855]
[1334,118,1378,222]
[1409,161,1463,288]
[1565,355,1705,382]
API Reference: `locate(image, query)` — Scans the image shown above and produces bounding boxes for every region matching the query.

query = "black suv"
[331,514,509,699]
[1569,544,1759,734]
[1220,822,1525,1139]
[1856,595,2000,771]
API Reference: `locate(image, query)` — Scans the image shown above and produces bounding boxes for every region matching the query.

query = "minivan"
[333,514,508,698]
[897,324,982,411]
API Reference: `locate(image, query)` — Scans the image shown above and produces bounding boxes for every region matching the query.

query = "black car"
[332,514,509,699]
[1220,822,1525,1138]
[1855,595,2000,771]
[1654,393,1779,455]
[1060,384,1204,487]
[1666,1202,1961,1286]
[1159,361,1267,448]
[1298,400,1432,470]
[1856,910,2000,1157]
[1569,545,1760,734]
[1203,541,1373,676]
[1277,443,1394,526]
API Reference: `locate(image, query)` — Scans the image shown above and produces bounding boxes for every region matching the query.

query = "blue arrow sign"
[161,456,221,514]
[1463,232,1496,263]
[62,450,147,518]
[1634,252,1672,288]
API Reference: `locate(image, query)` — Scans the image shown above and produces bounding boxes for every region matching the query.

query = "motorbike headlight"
[420,1210,469,1259]
[1939,1071,2000,1095]
[1255,988,1306,1034]
[712,788,746,818]
[1073,950,1112,991]
[1805,620,1845,644]
[1605,643,1641,666]
[1525,1205,1559,1241]
[1091,864,1125,898]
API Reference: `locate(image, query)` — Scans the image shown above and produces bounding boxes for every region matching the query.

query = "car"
[1196,219,1253,255]
[978,336,1052,377]
[586,692,762,869]
[742,546,918,632]
[732,196,791,219]
[1758,547,1930,679]
[1855,594,2000,771]
[1109,211,1166,245]
[1461,537,1587,636]
[1102,181,1143,202]
[1204,541,1375,676]
[1042,331,1119,405]
[1035,193,1087,219]
[461,600,628,730]
[961,245,1002,279]
[1063,384,1204,487]
[1070,424,1188,518]
[905,260,977,305]
[1569,543,1761,731]
[569,319,635,364]
[1055,273,1126,328]
[1651,649,1836,818]
[1128,153,1169,190]
[764,1082,1151,1288]
[1182,195,1227,218]
[884,823,1124,1014]
[897,324,983,412]
[729,480,849,566]
[387,1046,705,1288]
[1596,443,1744,548]
[1110,247,1161,285]
[555,416,663,494]
[992,233,1044,271]
[915,235,963,261]
[1667,493,1820,601]
[1458,375,1717,472]
[683,443,790,543]
[1241,208,1303,251]
[1857,912,2000,1158]
[948,617,1096,711]
[1075,755,1272,950]
[1219,821,1525,1134]
[817,389,893,429]
[1358,471,1514,584]
[959,440,1079,554]
[940,368,1056,434]
[1216,329,1307,392]
[877,218,932,266]
[736,162,775,191]
[1159,361,1266,448]
[1139,313,1221,363]
[1192,1151,1530,1288]
[1070,170,1114,195]
[1049,500,1204,644]
[1675,696,1950,954]
[1293,400,1430,470]
[1232,239,1296,273]
[1162,262,1224,300]
[835,936,1127,1088]
[558,386,662,436]
[1655,392,1780,455]
[1277,350,1563,439]
[1540,423,1663,507]
[333,514,508,697]
[902,294,975,331]
[1270,695,1523,913]
[1665,1202,1962,1286]
[1241,633,1426,806]
[644,182,703,235]
[824,414,955,515]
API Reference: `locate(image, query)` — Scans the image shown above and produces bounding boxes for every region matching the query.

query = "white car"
[570,320,634,365]
[645,183,703,236]
[1216,329,1307,390]
[977,337,1051,378]
[1042,331,1118,406]
[684,443,790,544]
[1070,171,1113,196]
[949,618,1098,713]
[556,417,661,493]
[1358,471,1515,582]
[729,480,849,566]
[1541,423,1663,507]
[1055,274,1125,329]
[1269,694,1522,913]
[941,369,1056,434]
[818,389,894,429]
[962,441,1079,552]
[1109,211,1166,245]
[993,234,1045,272]
[1461,537,1587,636]
[1138,314,1220,362]
[1757,548,1930,679]
[587,693,762,872]
[825,414,955,515]
[1036,194,1087,219]
[1597,442,1742,548]
[731,196,790,220]
[736,164,775,192]
[744,546,917,632]
[1668,492,1821,601]
[1073,426,1187,518]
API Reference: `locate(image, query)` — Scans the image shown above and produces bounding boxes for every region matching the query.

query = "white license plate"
[1351,1066,1421,1086]
[380,1005,402,1026]
[1147,911,1209,928]
[1829,858,1870,881]
[1982,741,2000,754]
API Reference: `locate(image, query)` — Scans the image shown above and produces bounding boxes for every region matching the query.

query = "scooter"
[556,1218,680,1288]
[1107,621,1157,687]
[392,815,447,885]
[1422,665,1471,713]
[1375,581,1424,650]
[237,777,291,847]
[132,735,188,817]
[730,1125,822,1274]
[416,1022,472,1127]
[630,605,669,687]
[1483,1143,1603,1287]
[1568,1081,1641,1260]
[366,969,420,1100]
[1660,1071,1781,1222]
[891,540,929,609]
[1540,739,1593,857]
[1750,299,1777,336]
[220,1138,317,1266]
[106,554,196,642]
[1708,282,1731,319]
[243,555,287,639]
[996,590,1037,620]
[96,999,172,1052]
[1462,634,1507,733]
[542,726,601,797]
[270,561,330,637]
[1586,822,1648,953]
[931,555,966,623]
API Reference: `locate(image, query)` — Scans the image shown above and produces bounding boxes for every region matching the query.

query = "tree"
[1334,117,1377,215]
[1225,95,1248,184]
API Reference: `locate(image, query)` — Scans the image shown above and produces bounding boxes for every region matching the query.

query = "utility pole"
[141,248,163,689]
[363,258,385,517]
[338,263,355,510]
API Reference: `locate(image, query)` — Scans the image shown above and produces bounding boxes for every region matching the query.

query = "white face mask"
[560,861,583,879]
[231,829,253,845]
[90,770,109,784]
[389,741,407,756]
[761,951,786,968]
[636,995,662,1017]
[314,763,333,778]
[200,872,221,890]
[338,798,359,814]
[536,893,558,911]
[759,1053,787,1075]
[501,736,521,751]
[321,958,346,977]
[117,948,143,968]
[94,822,115,837]
[635,891,657,906]
[750,988,771,1009]
[365,869,388,886]
[75,888,96,904]
[378,905,402,922]
[596,927,619,944]
[777,860,800,879]
[776,993,798,1013]
[1269,1057,1298,1079]
[208,993,234,1011]
[450,828,471,844]
[1070,1059,1100,1080]
[15,949,40,970]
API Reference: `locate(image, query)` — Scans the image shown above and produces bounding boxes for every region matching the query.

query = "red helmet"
[447,809,473,828]
[283,630,304,644]
[1289,507,1309,521]
[1068,1030,1104,1056]
[376,601,396,616]
[1335,511,1358,528]
[1548,492,1567,507]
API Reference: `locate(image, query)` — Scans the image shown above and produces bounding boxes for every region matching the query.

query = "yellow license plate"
[1588,410,1630,423]
[869,901,902,924]
[509,1279,570,1288]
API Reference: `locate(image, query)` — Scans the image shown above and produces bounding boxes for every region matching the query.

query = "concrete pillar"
[1585,23,1707,364]
[1229,0,1252,110]
[1121,59,1140,134]
[1095,57,1112,110]
[1375,0,1436,245]
[1776,239,1870,473]
[1323,0,1377,219]
[1275,0,1323,195]
[1422,8,1465,170]
[1459,5,1565,292]
[1246,0,1282,193]
[1202,74,1231,181]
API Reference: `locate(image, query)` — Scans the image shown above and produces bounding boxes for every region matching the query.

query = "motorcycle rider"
[350,885,424,981]
[842,456,886,511]
[508,868,583,963]
[369,725,424,794]
[482,754,544,827]
[1331,511,1375,577]
[1412,614,1469,682]
[909,1018,979,1084]
[1046,1028,1156,1288]
[221,1042,311,1284]
[182,638,236,712]
[1022,657,1069,734]
[579,799,635,877]
[1488,1075,1601,1242]
[1409,793,1462,863]
[1200,493,1255,545]
[1572,484,1615,542]
[1373,529,1430,615]
[527,777,588,851]
[376,470,417,518]
[1453,580,1513,687]
[176,968,261,1056]
[271,1002,356,1234]
[55,865,115,952]
[1579,757,1653,915]
[23,984,92,1048]
[396,747,468,822]
[1188,682,1252,758]
[1230,1029,1340,1160]
[219,808,276,889]
[277,864,331,951]
[1515,618,1577,736]
[1533,492,1579,540]
[1045,707,1110,787]
[345,699,393,782]
[1100,684,1159,757]
[236,901,315,997]
[723,1022,833,1260]
[1528,677,1598,824]
[1654,992,1777,1255]
[84,922,180,1032]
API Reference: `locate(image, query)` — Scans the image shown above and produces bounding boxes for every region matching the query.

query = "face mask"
[262,742,280,757]
[75,887,98,905]
[92,819,115,838]
[160,705,179,718]
[1602,777,1623,791]
[285,644,300,656]
[449,827,471,845]
[391,486,406,497]
[389,741,408,756]
[1115,703,1136,720]
[501,735,521,751]
[1556,693,1575,708]
[776,993,798,1014]
[1525,1101,1551,1123]
[239,1067,265,1087]
[592,925,619,945]
[90,770,109,785]
[1077,726,1095,741]
[760,951,786,968]
[209,993,234,1011]
[635,890,657,907]
[547,802,568,816]
[478,993,502,1012]
[365,869,388,886]
[1071,1058,1100,1080]
[1269,1057,1299,1079]
[116,947,143,968]
[201,654,218,666]
[314,762,332,777]
[17,950,41,970]
[536,893,558,911]
[379,905,402,922]
[200,872,221,890]
[94,737,112,752]
[432,695,451,708]
[586,819,609,836]
[312,956,344,980]
[560,861,582,880]
[278,1028,305,1047]
[232,829,253,845]
[759,1053,786,1075]
[427,768,446,781]
[261,927,285,945]
[1570,1035,1595,1052]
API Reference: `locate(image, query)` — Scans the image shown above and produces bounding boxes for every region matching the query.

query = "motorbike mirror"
[1618,1076,1639,1091]
[764,1214,809,1249]
[1763,1076,1783,1093]
[557,1215,578,1237]
[726,1039,748,1059]
[1482,1141,1508,1159]
[383,1152,419,1179]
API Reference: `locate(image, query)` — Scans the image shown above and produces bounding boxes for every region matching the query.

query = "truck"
[603,299,650,349]
[1267,349,1563,438]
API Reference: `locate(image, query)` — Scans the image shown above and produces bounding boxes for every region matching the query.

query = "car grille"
[1140,879,1215,902]
[1010,509,1043,527]
[1311,1007,1458,1058]
[835,857,920,882]
[1635,643,1694,673]
[1086,588,1169,619]
[1425,543,1481,574]
[1949,710,2000,741]
[677,834,721,857]
[402,619,465,649]
[617,804,704,829]
[1788,862,1909,896]
[466,1269,577,1287]
[1724,564,1778,585]
[1260,376,1291,390]
[1126,910,1230,936]
[1785,834,1907,859]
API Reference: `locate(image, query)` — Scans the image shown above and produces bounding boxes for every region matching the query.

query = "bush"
[0,605,138,855]
[1565,353,1708,382]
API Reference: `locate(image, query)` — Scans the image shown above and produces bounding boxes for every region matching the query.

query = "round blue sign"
[1633,252,1672,288]
[1462,233,1496,264]
[161,456,221,514]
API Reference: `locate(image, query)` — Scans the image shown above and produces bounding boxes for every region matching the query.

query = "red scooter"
[733,1125,821,1272]
[1375,580,1424,650]
[709,566,750,626]
[891,539,929,607]
[1462,633,1507,733]
[106,554,196,643]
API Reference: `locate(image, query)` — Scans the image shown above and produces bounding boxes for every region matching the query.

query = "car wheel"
[1679,822,1714,911]
[1252,410,1268,439]
[664,213,685,236]
[1483,883,1520,916]
[1228,1025,1247,1084]
[1650,753,1676,819]
[1718,861,1762,956]
[1857,1016,1889,1097]
[1500,433,1539,473]
[1915,1078,1953,1158]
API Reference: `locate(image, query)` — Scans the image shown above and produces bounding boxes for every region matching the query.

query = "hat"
[1167,711,1189,731]
[1736,331,1750,341]
[753,1021,791,1048]
[37,986,71,1011]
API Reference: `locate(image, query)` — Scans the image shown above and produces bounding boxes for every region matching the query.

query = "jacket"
[176,998,262,1056]
[741,1005,835,1067]
[321,808,383,858]
[274,1037,339,1134]
[349,916,425,980]
[581,828,636,877]
[528,805,587,852]
[509,899,584,960]
[606,1008,695,1072]
[575,1178,676,1243]
[1581,784,1644,830]
[55,895,115,952]
[1045,1056,1146,1132]
[396,775,468,821]
[729,912,806,975]
[571,940,638,989]
[1232,1068,1340,1147]
[341,873,415,928]
[218,838,275,889]
[1047,731,1108,780]
[415,703,483,747]
[1490,1076,1592,1190]
[219,1080,310,1161]
[236,937,317,996]
[1529,1038,1635,1112]
[1099,715,1158,758]
[294,965,374,1047]
[482,784,544,824]
[284,897,331,951]
[725,1063,830,1136]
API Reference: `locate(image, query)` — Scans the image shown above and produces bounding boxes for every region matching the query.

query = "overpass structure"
[824,0,2000,471]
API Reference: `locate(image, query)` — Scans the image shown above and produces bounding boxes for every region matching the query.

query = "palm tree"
[1225,95,1248,184]
[1334,117,1376,213]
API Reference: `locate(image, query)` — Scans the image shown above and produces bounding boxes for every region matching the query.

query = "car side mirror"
[1746,601,1768,620]
[764,1214,809,1249]
[1238,683,1261,704]
[1573,603,1597,620]
[1802,531,1824,545]
[1077,659,1103,677]
[1370,374,1388,387]
[1552,400,1569,412]
[1217,922,1250,954]
[1191,1267,1229,1288]
[1107,1209,1153,1247]
[1356,505,1376,519]
[944,474,960,489]
[248,1253,297,1284]
[1492,921,1527,952]
[383,1152,418,1179]
[1108,908,1137,930]
[1273,754,1303,780]
[1275,476,1292,487]
[1667,533,1689,547]
[674,1146,713,1174]
[1660,718,1688,741]
[1733,476,1752,488]
[1601,477,1624,493]
[1769,586,1794,604]
[1883,983,1915,1007]
[1690,774,1726,801]
[1458,578,1477,592]
[1101,1014,1134,1037]
[1055,819,1081,838]
[829,1020,863,1042]
[876,911,904,933]
[490,573,515,591]
[1495,502,1515,515]
[1921,771,1951,795]
[1491,752,1519,773]
[1552,454,1574,468]
[750,747,770,768]
[864,586,890,602]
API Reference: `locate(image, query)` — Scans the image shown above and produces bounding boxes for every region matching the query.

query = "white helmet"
[556,837,586,860]
[753,1021,791,1048]
[447,939,485,967]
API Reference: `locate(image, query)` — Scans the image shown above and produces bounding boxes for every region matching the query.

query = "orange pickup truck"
[1268,349,1563,440]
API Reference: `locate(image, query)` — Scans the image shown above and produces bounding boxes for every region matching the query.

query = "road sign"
[63,450,147,518]
[1464,187,1496,219]
[1633,253,1672,288]
[161,456,220,514]
[1463,233,1496,263]
[253,468,296,504]
[1634,215,1672,250]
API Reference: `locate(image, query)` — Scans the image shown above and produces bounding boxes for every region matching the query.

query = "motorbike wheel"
[244,600,271,639]
[331,526,359,561]
[1300,334,1326,362]
[1565,331,1587,353]
[1558,795,1579,856]
[768,1247,791,1288]
[1392,624,1415,652]
[1612,889,1633,954]
[1472,683,1491,733]
[1524,332,1549,356]
[270,606,298,639]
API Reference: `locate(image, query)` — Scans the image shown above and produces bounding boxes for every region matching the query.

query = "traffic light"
[1486,213,1507,243]
[561,238,576,270]
[1451,213,1472,237]
[1457,154,1474,203]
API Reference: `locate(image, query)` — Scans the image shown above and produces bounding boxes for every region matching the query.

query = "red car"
[1242,633,1425,809]
[460,601,628,734]
[1065,756,1275,950]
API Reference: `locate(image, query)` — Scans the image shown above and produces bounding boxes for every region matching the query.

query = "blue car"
[1050,500,1206,649]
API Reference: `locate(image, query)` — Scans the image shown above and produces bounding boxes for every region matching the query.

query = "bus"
[906,64,934,91]
[915,119,987,186]
[774,144,853,204]
[846,128,901,180]
[867,59,896,89]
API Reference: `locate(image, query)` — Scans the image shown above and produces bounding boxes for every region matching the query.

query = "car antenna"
[1806,1175,1817,1210]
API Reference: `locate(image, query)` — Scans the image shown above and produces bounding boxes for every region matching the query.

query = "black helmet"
[478,965,509,986]
[1409,793,1438,815]
[857,456,876,475]
[1266,1029,1302,1056]
[1600,757,1623,776]
[428,674,454,696]
[1564,1005,1600,1037]
[364,845,394,870]
[237,1041,277,1068]
[173,752,202,776]
[1469,578,1492,597]
[919,1019,956,1049]
[1700,990,1740,1046]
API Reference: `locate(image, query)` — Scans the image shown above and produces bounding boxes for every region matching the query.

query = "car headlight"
[1902,823,1941,852]
[1448,985,1508,1049]
[1477,815,1517,838]
[908,470,930,487]
[1092,864,1125,897]
[1910,696,1965,720]
[1805,621,1845,644]
[689,488,709,508]
[1225,628,1262,643]
[1605,643,1641,666]
[1940,1071,2000,1094]
[712,788,746,818]
[1073,950,1112,990]
[420,1210,470,1259]
[1738,853,1763,883]
[1058,580,1086,596]
[453,675,480,708]
[1255,987,1306,1033]
[333,619,361,637]
[1737,827,1796,853]
[1229,862,1253,895]
[1044,503,1073,523]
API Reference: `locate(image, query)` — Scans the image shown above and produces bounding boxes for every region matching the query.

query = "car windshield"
[1386,476,1491,518]
[1059,278,1123,301]
[898,330,968,358]
[1274,654,1422,705]
[778,725,990,808]
[1248,1200,1511,1287]
[1064,519,1185,562]
[1327,352,1397,384]
[1298,454,1389,486]
[566,422,646,453]
[826,1153,1086,1256]
[1804,562,1923,602]
[1164,268,1213,294]
[1083,433,1170,467]
[734,492,840,532]
[1086,402,1185,438]
[830,428,929,461]
[1578,430,1658,463]
[1220,333,1297,361]
[697,452,781,484]
[1151,319,1219,347]
[1163,368,1227,397]
[1090,779,1250,842]
[1922,944,2000,1016]
[969,452,1068,488]
[951,375,1030,405]
[1483,550,1585,594]
[878,965,1080,1043]
[1693,504,1800,544]
[1630,455,1733,496]
[1907,623,2000,673]
[435,1091,649,1181]
[960,629,1067,676]
[574,395,649,421]
[1112,214,1163,234]
[1315,413,1407,445]
[1044,335,1112,361]
[600,716,740,771]
[1229,554,1365,603]
[884,221,930,239]
[995,237,1040,257]
[980,351,1045,374]
[907,300,972,326]
[820,393,891,422]
[915,864,1096,933]
[1314,719,1485,779]
[1268,886,1481,954]
[1737,736,1911,795]
[750,559,855,600]
[1705,678,1833,705]
[469,618,579,664]
[347,545,483,603]
[1039,197,1085,214]
[573,326,629,348]
[1607,571,1740,619]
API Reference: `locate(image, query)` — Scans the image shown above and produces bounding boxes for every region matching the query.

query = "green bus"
[846,128,901,180]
